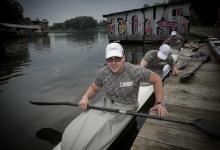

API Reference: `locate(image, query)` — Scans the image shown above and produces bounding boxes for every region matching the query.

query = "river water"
[0,30,151,150]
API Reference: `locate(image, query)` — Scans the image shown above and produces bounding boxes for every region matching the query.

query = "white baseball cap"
[157,44,171,60]
[171,31,177,36]
[105,43,123,59]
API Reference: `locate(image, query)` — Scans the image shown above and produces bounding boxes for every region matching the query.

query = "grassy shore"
[190,26,220,38]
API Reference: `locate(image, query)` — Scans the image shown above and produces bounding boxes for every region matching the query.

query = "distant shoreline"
[49,27,106,33]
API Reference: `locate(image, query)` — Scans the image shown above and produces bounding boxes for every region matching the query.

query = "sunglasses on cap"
[106,57,122,63]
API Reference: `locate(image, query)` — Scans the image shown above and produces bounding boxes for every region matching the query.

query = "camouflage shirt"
[163,35,184,50]
[95,62,151,106]
[143,50,174,75]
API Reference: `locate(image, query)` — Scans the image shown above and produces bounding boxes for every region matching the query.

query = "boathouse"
[32,19,49,33]
[0,19,49,37]
[103,0,191,42]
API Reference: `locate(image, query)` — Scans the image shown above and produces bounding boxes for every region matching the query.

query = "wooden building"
[0,19,49,37]
[103,0,191,42]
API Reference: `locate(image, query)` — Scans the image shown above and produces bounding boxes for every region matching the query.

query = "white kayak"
[53,54,179,150]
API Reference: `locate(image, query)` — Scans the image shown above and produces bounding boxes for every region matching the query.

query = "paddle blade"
[36,128,62,145]
[193,119,220,137]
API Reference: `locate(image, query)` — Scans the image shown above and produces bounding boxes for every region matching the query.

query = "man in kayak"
[140,44,179,76]
[79,42,167,117]
[163,30,185,51]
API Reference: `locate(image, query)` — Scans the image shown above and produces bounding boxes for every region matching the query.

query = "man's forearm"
[149,72,164,105]
[153,79,164,104]
[82,83,100,100]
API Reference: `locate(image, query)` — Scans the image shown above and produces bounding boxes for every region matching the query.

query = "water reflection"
[31,35,51,51]
[0,35,52,85]
[0,31,108,150]
[66,30,97,42]
[123,43,145,64]
[0,30,160,150]
[0,38,30,83]
[122,42,160,64]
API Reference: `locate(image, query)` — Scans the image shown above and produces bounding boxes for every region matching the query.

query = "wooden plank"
[144,119,204,135]
[165,83,220,100]
[165,104,220,121]
[163,55,220,111]
[145,104,220,134]
[136,119,220,150]
[133,104,220,149]
[131,136,185,150]
[164,87,220,111]
[131,43,220,150]
[164,75,220,90]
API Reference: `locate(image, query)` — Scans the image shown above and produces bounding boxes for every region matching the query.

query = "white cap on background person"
[105,43,124,59]
[171,31,177,36]
[157,44,171,60]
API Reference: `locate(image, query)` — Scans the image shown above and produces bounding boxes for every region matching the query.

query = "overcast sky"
[17,0,168,25]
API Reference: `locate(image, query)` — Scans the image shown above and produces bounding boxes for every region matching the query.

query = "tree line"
[0,0,107,30]
[0,0,47,25]
[50,16,107,31]
[0,0,24,24]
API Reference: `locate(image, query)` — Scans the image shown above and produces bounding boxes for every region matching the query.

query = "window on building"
[153,7,156,19]
[132,15,138,34]
[172,8,182,16]
[117,18,126,35]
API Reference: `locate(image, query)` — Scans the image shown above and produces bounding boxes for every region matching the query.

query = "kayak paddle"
[29,100,220,137]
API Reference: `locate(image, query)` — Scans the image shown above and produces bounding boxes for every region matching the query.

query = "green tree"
[0,0,24,23]
[50,16,98,30]
[97,20,107,27]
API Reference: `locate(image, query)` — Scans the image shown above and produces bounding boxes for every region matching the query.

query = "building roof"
[0,23,40,29]
[103,0,190,17]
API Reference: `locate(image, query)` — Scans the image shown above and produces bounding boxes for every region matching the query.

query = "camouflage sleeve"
[167,54,175,69]
[163,37,171,45]
[143,50,154,62]
[139,68,152,82]
[127,63,152,82]
[143,53,149,61]
[94,69,104,87]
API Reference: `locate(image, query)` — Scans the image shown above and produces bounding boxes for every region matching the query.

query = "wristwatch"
[156,101,165,106]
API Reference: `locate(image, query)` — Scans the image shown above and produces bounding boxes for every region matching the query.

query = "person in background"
[79,42,168,117]
[163,31,185,51]
[140,44,179,76]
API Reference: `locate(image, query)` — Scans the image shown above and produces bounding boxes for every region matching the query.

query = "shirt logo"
[120,82,133,87]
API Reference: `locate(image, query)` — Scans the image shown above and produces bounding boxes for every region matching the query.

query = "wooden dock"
[131,42,220,150]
